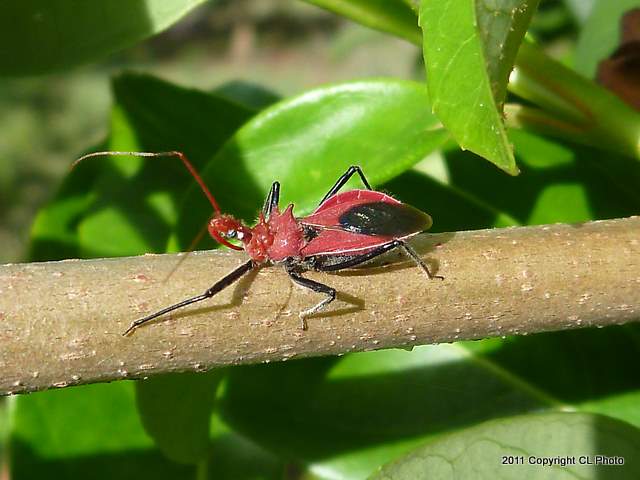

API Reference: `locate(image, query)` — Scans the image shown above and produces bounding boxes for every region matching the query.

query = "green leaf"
[0,397,9,474]
[424,128,640,228]
[0,0,207,76]
[175,79,449,251]
[467,325,640,428]
[10,383,194,479]
[218,325,640,479]
[387,126,640,233]
[213,80,281,111]
[303,0,421,45]
[135,371,223,464]
[76,73,255,258]
[208,414,285,479]
[574,0,640,78]
[219,345,550,480]
[371,412,640,479]
[419,0,540,174]
[476,1,541,109]
[29,151,102,261]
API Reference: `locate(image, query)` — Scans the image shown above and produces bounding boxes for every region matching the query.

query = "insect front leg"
[123,259,254,335]
[318,165,373,205]
[285,262,336,330]
[262,181,280,218]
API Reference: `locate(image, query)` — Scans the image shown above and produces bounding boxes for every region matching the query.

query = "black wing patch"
[338,201,432,237]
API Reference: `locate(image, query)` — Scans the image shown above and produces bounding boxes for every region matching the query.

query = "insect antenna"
[73,150,243,251]
[72,151,223,216]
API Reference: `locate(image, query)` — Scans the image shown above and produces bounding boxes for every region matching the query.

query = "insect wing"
[300,229,394,256]
[309,189,398,216]
[337,201,432,236]
[300,190,432,256]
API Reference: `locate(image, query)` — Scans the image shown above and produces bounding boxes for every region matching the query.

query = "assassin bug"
[74,151,443,334]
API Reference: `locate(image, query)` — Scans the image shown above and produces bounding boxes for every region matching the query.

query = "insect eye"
[226,229,237,238]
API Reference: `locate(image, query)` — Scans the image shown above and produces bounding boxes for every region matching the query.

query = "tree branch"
[1,217,639,395]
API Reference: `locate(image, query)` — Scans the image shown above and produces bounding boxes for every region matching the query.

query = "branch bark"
[1,217,639,396]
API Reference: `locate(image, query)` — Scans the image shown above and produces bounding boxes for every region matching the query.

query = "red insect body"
[244,205,305,263]
[209,189,430,261]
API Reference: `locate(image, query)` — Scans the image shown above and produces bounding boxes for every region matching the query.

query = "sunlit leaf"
[419,0,540,174]
[372,412,640,479]
[175,79,449,251]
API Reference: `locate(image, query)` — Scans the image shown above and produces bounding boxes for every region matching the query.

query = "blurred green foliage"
[2,0,640,479]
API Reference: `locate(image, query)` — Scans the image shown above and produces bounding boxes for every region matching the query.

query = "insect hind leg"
[313,239,443,279]
[285,263,336,330]
[318,165,373,205]
[398,241,444,280]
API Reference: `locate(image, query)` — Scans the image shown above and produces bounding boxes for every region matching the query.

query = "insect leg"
[262,181,280,218]
[285,263,336,330]
[316,240,443,280]
[318,165,373,205]
[123,259,254,336]
[398,241,444,280]
[315,240,403,271]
